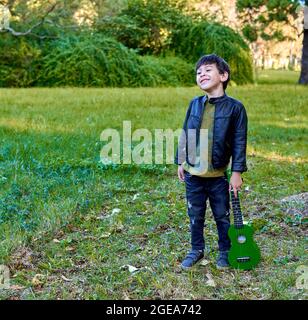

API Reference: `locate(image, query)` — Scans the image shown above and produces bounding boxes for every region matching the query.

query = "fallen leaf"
[97,208,121,220]
[120,265,153,274]
[9,285,26,290]
[100,232,111,238]
[111,223,124,233]
[112,208,121,215]
[53,239,61,243]
[142,266,153,272]
[199,259,210,266]
[120,265,139,273]
[123,293,131,300]
[132,193,140,201]
[31,274,45,286]
[205,273,216,287]
[65,246,76,252]
[61,275,73,282]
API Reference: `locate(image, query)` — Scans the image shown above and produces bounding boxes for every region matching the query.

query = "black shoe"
[216,250,230,269]
[181,249,204,270]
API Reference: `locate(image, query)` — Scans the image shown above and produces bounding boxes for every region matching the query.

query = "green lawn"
[0,75,307,299]
[255,68,300,85]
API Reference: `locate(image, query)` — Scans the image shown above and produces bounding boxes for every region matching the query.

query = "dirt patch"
[280,192,308,216]
[9,246,35,271]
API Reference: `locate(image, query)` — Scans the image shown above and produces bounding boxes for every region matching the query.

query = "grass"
[254,68,300,85]
[0,70,307,300]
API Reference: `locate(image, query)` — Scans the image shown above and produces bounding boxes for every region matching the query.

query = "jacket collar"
[202,93,228,105]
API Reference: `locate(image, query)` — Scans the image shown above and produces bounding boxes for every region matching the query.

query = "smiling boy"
[175,54,248,269]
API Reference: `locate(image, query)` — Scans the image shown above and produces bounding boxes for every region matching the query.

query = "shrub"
[0,35,41,87]
[38,34,195,87]
[171,21,254,85]
[38,34,142,87]
[139,55,195,86]
[97,0,188,55]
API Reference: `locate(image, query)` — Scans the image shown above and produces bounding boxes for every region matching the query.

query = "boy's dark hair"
[195,54,230,90]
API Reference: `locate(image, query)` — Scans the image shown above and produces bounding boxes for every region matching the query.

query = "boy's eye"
[197,69,211,74]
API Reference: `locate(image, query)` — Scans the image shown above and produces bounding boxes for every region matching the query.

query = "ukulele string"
[231,187,243,264]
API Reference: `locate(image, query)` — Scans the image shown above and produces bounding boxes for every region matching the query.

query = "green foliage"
[0,33,194,88]
[97,0,189,55]
[39,34,142,87]
[0,0,254,87]
[37,34,194,87]
[236,0,301,42]
[139,55,195,86]
[171,21,254,85]
[242,25,258,42]
[0,35,41,87]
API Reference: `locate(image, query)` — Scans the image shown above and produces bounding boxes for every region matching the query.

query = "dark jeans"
[184,171,231,252]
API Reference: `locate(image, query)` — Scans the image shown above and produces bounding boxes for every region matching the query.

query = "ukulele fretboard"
[230,189,244,228]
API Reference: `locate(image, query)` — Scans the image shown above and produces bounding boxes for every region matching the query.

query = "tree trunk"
[299,7,308,84]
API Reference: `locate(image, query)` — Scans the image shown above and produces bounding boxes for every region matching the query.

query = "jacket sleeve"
[231,103,248,173]
[174,100,193,165]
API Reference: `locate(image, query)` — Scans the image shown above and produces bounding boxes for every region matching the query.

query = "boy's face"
[196,63,228,92]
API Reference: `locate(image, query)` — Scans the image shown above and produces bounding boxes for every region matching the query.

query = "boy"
[175,54,248,269]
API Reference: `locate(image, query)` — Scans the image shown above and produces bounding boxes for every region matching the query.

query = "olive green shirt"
[183,100,228,177]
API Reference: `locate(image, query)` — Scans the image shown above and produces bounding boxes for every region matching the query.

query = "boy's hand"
[178,164,185,182]
[229,171,243,198]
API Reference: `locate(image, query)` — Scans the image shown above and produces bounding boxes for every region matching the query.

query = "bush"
[0,0,253,87]
[0,20,252,87]
[38,34,195,87]
[0,35,41,87]
[139,55,195,86]
[97,0,188,55]
[38,34,143,87]
[171,21,254,85]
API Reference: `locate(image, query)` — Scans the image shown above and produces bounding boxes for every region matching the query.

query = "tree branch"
[0,1,60,39]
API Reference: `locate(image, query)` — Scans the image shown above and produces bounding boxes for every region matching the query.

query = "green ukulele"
[226,170,261,270]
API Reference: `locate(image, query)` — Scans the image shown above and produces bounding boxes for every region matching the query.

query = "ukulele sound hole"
[237,235,246,244]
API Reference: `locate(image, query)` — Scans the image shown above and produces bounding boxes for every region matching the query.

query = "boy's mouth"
[200,79,210,84]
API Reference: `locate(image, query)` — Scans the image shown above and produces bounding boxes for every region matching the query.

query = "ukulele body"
[228,224,261,270]
[225,168,261,270]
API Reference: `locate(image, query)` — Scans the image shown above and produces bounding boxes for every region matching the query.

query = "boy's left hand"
[229,172,243,198]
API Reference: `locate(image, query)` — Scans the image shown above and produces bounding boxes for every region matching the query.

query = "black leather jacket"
[175,93,248,173]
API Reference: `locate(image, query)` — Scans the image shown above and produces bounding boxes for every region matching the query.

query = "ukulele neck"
[230,189,244,228]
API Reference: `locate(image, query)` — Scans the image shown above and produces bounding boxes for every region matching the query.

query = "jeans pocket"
[211,176,229,192]
[222,175,229,183]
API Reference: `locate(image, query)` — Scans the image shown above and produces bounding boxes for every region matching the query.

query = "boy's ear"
[220,72,229,82]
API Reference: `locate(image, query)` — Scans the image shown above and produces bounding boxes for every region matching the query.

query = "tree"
[0,0,103,39]
[0,0,60,39]
[96,0,189,55]
[236,0,307,84]
[300,1,308,83]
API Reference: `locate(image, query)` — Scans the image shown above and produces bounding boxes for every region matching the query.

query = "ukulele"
[226,170,261,270]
